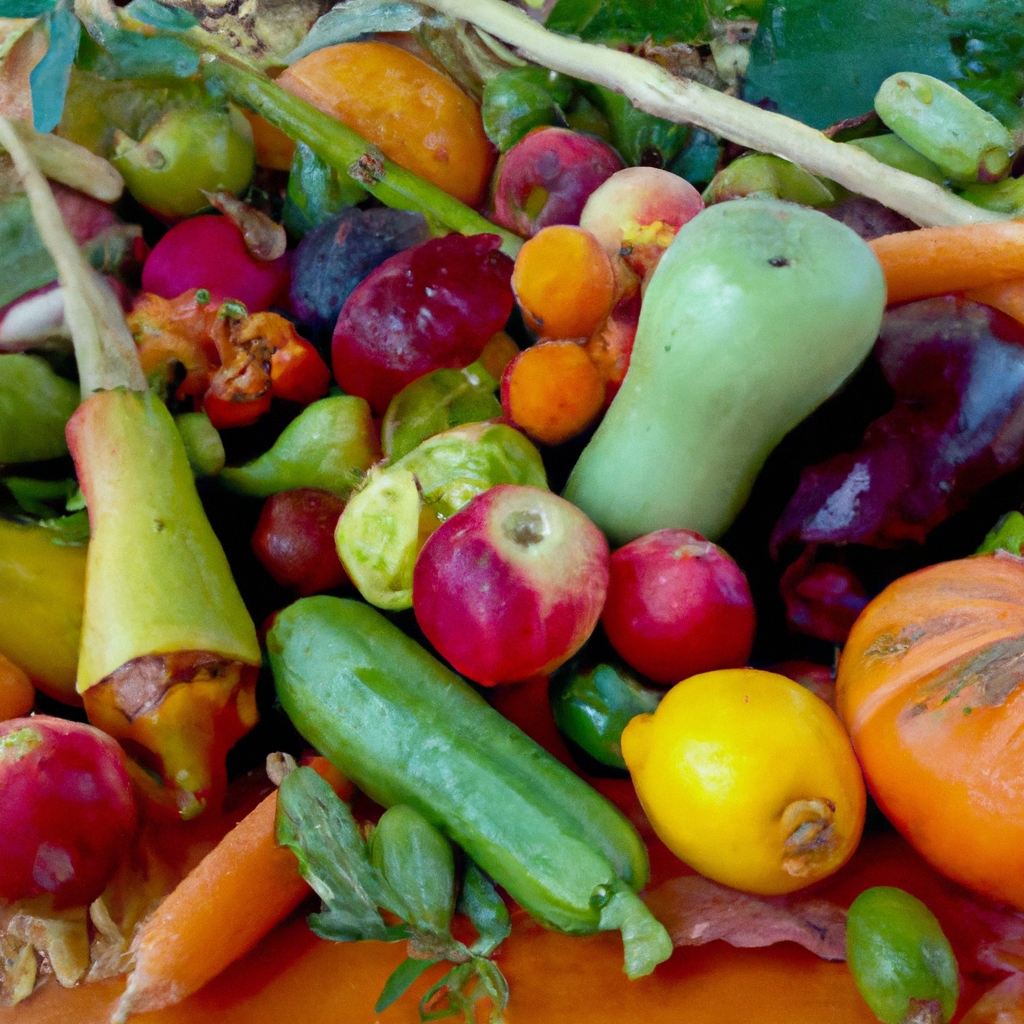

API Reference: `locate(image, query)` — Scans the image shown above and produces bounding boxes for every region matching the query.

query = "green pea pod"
[0,354,79,464]
[582,83,689,168]
[219,395,380,498]
[335,422,547,610]
[874,72,1016,184]
[174,411,224,477]
[703,153,842,207]
[368,805,456,938]
[269,596,672,977]
[482,68,575,152]
[282,140,367,238]
[381,363,500,462]
[550,659,662,770]
[977,510,1024,556]
[958,175,1024,217]
[846,886,959,1024]
[847,135,946,185]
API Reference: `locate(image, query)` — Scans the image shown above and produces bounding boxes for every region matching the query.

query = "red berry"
[601,529,755,686]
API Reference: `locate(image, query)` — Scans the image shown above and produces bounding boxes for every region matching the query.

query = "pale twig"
[421,0,1007,228]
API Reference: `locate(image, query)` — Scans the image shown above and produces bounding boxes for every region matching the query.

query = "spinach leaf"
[0,0,54,16]
[123,0,199,31]
[745,0,1024,130]
[29,0,80,133]
[546,0,711,46]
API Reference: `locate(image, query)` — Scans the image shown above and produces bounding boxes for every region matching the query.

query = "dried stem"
[421,0,1007,228]
[0,116,145,397]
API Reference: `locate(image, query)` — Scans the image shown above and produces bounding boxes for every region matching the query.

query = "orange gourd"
[837,552,1024,908]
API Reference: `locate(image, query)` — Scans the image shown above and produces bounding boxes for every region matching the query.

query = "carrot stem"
[869,222,1024,305]
[419,0,1004,229]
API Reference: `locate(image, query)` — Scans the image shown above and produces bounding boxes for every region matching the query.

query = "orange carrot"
[115,758,351,1020]
[870,221,1024,305]
[501,341,606,447]
[0,652,34,721]
[964,277,1024,326]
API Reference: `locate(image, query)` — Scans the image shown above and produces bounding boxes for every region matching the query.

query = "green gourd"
[563,199,886,545]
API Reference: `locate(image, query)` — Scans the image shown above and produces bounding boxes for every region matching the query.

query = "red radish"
[252,489,349,596]
[413,485,609,686]
[142,215,289,311]
[0,716,138,907]
[601,529,755,686]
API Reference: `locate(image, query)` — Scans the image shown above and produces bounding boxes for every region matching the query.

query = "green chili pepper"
[282,140,367,238]
[0,353,79,464]
[581,83,690,168]
[368,805,456,938]
[550,658,662,770]
[846,135,946,185]
[380,363,500,462]
[703,153,843,207]
[481,67,575,152]
[174,411,224,477]
[977,511,1024,556]
[269,596,672,978]
[874,72,1017,184]
[219,395,380,498]
[846,886,959,1024]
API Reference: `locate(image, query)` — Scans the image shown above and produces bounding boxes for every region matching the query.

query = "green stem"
[0,116,145,398]
[597,886,673,979]
[201,58,523,257]
[420,0,1008,229]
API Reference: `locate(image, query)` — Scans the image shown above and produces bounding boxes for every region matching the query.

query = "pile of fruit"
[1,1,1024,1021]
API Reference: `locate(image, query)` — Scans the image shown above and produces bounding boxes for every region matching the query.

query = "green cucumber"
[268,596,672,977]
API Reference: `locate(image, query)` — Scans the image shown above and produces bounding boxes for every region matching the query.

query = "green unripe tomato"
[846,886,959,1024]
[112,106,255,219]
[368,804,455,937]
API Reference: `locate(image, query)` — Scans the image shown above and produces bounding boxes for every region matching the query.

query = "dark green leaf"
[30,1,80,133]
[276,766,407,942]
[581,82,689,166]
[547,0,710,46]
[458,865,510,958]
[80,18,198,80]
[0,194,60,309]
[376,957,442,1014]
[283,141,366,238]
[3,477,76,518]
[0,0,54,16]
[123,0,199,30]
[745,0,1024,130]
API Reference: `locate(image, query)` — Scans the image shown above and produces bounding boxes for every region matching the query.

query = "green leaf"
[275,766,409,942]
[977,510,1024,556]
[78,19,199,80]
[283,141,367,238]
[286,0,424,64]
[2,477,76,518]
[745,0,1024,130]
[376,957,442,1014]
[546,0,710,46]
[123,0,199,30]
[30,1,80,133]
[0,0,53,16]
[0,194,60,309]
[458,865,510,958]
[38,509,90,545]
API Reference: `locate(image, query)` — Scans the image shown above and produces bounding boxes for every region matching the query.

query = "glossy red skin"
[0,716,137,908]
[601,529,755,687]
[492,128,624,238]
[141,215,290,311]
[252,489,349,596]
[331,233,514,415]
[413,485,609,686]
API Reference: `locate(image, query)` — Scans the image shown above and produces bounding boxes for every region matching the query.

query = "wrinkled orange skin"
[837,552,1024,909]
[277,42,495,207]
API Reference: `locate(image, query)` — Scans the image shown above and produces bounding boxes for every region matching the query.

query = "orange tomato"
[241,109,296,171]
[277,42,495,207]
[837,552,1024,908]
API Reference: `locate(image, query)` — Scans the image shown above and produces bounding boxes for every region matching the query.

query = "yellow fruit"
[621,668,865,895]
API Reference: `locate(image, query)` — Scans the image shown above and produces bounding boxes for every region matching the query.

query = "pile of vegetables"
[1,0,1024,1021]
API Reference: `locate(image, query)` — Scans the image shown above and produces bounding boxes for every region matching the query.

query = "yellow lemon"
[621,668,865,895]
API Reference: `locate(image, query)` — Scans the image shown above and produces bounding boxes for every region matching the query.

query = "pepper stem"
[0,116,146,398]
[201,58,522,257]
[597,884,673,978]
[419,0,1006,229]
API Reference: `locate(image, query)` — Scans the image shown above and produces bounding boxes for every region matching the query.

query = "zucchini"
[268,596,672,977]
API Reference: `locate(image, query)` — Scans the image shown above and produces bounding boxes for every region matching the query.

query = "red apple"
[412,485,610,686]
[601,529,755,686]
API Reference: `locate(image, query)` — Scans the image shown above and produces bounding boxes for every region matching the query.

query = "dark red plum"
[413,485,609,686]
[252,488,349,596]
[332,233,514,415]
[141,215,290,311]
[492,127,624,238]
[600,529,755,686]
[0,716,138,908]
